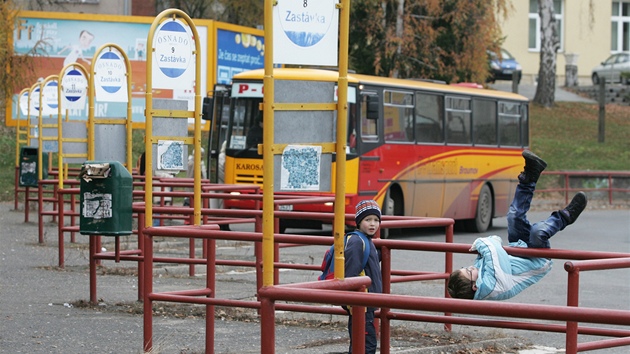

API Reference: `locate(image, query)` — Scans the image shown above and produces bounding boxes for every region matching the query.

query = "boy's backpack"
[318,231,370,281]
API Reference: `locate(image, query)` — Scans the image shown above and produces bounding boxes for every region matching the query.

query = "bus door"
[356,91,382,196]
[207,84,231,183]
[412,92,446,218]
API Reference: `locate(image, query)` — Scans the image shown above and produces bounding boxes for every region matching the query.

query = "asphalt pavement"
[3,198,630,353]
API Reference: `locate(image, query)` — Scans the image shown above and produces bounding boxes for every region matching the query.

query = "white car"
[591,53,630,85]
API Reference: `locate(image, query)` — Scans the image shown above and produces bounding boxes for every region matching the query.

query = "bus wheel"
[381,188,403,239]
[466,184,493,233]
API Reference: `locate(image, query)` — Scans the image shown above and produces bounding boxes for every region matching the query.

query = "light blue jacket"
[473,236,553,301]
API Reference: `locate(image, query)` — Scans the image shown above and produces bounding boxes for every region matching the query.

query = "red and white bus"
[206,68,529,236]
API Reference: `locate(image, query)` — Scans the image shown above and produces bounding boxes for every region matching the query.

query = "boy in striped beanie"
[344,199,383,353]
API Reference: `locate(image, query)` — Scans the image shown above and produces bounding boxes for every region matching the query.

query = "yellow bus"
[206,68,529,236]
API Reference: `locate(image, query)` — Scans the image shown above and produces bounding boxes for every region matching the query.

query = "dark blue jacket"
[344,230,382,309]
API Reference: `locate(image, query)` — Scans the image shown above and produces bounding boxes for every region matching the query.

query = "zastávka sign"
[9,13,265,126]
[18,90,29,116]
[61,67,88,110]
[94,48,128,103]
[273,0,339,66]
[152,18,195,91]
[42,79,59,116]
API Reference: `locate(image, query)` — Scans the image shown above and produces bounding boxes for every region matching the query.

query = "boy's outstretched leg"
[560,191,588,225]
[529,192,588,248]
[508,150,547,244]
[518,150,548,185]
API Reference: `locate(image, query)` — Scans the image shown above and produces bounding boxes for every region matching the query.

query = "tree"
[532,0,559,108]
[0,0,46,106]
[157,0,263,27]
[349,0,511,83]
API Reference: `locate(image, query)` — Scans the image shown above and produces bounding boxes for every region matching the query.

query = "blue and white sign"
[273,0,339,66]
[18,90,29,116]
[152,18,195,90]
[31,86,41,113]
[42,80,59,116]
[61,67,88,110]
[94,49,128,102]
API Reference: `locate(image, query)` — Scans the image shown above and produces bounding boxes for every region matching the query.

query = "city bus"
[206,68,529,236]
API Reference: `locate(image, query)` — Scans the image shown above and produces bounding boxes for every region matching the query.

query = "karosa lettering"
[284,11,326,23]
[236,163,263,171]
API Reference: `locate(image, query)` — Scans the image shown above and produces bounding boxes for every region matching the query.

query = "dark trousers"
[347,309,376,354]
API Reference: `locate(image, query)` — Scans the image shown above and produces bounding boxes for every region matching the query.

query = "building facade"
[499,0,627,86]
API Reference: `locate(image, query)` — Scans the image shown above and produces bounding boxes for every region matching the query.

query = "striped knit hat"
[355,200,381,225]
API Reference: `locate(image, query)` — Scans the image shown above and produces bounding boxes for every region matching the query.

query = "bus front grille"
[235,173,264,185]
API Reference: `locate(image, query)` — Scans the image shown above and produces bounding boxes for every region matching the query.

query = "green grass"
[529,102,630,171]
[0,102,628,202]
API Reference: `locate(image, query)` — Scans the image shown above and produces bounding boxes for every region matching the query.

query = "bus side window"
[414,93,444,143]
[446,96,471,145]
[472,98,497,146]
[499,101,521,146]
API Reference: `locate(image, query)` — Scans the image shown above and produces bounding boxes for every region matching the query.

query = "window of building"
[611,1,630,52]
[528,0,564,52]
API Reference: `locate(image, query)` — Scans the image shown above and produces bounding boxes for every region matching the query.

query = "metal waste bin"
[80,161,132,236]
[19,147,48,187]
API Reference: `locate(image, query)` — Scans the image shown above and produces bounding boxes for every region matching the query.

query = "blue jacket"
[344,230,382,309]
[473,236,553,301]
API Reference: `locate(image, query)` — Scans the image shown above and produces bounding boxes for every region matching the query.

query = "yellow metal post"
[332,0,350,280]
[262,0,275,287]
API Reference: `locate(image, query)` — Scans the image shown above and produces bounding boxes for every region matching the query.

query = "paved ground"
[3,199,629,354]
[489,81,597,103]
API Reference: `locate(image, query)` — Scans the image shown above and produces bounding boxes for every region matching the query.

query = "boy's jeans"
[507,181,567,248]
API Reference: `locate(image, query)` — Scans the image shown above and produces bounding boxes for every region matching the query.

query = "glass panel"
[624,22,630,51]
[529,18,538,49]
[612,22,618,51]
[446,111,471,144]
[521,105,529,146]
[415,93,444,143]
[612,1,619,16]
[384,106,413,142]
[623,2,630,16]
[472,99,497,146]
[556,19,563,50]
[360,94,378,141]
[529,0,538,13]
[499,102,521,147]
[553,0,562,14]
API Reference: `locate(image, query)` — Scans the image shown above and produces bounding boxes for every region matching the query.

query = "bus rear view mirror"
[201,97,213,121]
[366,95,379,120]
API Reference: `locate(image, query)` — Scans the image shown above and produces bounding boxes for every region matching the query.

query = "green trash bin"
[80,161,132,236]
[19,147,48,187]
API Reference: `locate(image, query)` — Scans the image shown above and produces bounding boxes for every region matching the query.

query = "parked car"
[591,52,630,85]
[487,48,522,84]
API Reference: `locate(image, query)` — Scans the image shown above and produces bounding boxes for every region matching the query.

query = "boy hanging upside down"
[448,150,587,300]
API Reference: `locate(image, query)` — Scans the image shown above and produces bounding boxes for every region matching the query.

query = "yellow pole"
[16,88,28,170]
[262,0,275,287]
[333,0,350,279]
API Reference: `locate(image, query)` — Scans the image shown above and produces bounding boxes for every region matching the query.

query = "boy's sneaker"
[519,150,548,184]
[560,192,587,225]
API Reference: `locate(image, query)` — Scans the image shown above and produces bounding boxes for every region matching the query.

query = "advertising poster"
[216,28,265,84]
[8,12,264,127]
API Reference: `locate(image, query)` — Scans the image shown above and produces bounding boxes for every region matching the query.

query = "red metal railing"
[537,171,630,205]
